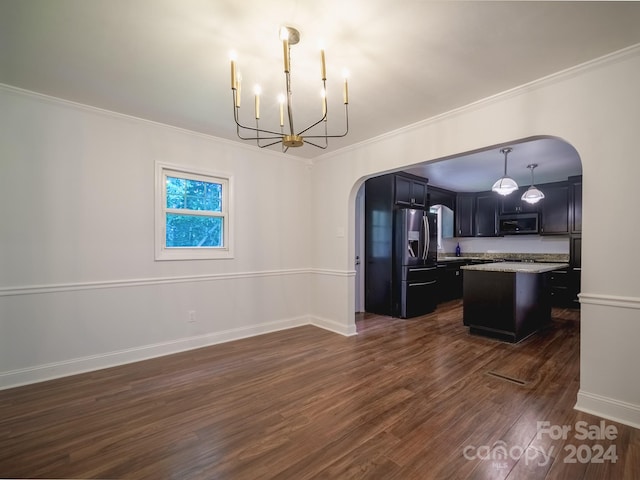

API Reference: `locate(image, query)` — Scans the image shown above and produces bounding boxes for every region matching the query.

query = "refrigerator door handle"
[409,280,437,287]
[422,215,429,260]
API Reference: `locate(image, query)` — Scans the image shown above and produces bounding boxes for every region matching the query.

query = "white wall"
[0,86,314,387]
[2,46,639,429]
[310,46,640,428]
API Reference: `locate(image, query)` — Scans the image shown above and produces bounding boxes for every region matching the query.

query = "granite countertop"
[437,256,486,262]
[438,253,570,263]
[461,262,569,273]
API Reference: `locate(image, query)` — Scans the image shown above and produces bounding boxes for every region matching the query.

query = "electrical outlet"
[188,310,196,323]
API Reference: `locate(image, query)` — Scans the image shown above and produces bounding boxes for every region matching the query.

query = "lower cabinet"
[437,261,466,302]
[437,260,492,302]
[549,268,580,307]
[435,259,580,309]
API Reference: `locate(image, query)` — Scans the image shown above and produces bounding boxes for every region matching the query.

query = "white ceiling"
[2,1,640,184]
[404,137,582,192]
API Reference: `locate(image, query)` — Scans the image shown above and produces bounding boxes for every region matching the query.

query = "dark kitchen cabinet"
[475,192,499,237]
[549,268,572,307]
[550,234,581,308]
[550,268,581,308]
[428,185,456,210]
[500,187,540,214]
[364,175,395,315]
[455,194,475,237]
[569,235,581,307]
[394,175,427,208]
[364,171,430,316]
[437,260,466,301]
[571,235,581,268]
[570,175,582,233]
[540,182,570,235]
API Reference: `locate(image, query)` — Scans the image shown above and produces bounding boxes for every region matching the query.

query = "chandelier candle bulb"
[321,49,326,80]
[278,94,285,126]
[281,27,290,73]
[230,59,237,90]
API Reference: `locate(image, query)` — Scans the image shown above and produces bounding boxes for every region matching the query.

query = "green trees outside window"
[165,176,224,248]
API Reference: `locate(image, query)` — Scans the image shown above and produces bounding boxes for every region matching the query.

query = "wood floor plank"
[1,301,637,479]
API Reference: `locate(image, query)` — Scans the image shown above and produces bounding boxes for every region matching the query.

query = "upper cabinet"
[445,178,581,239]
[539,182,570,235]
[475,193,499,237]
[455,194,475,237]
[428,185,456,211]
[500,187,540,214]
[394,174,428,208]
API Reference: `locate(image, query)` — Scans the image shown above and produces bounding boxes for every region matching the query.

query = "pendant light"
[492,147,518,196]
[521,163,545,204]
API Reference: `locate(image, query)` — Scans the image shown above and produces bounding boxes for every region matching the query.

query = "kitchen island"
[461,262,568,342]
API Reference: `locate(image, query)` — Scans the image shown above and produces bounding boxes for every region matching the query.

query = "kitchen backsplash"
[442,235,569,256]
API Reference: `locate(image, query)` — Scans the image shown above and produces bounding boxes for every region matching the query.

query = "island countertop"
[461,262,569,273]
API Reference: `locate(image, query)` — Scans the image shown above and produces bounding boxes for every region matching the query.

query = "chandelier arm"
[236,123,285,142]
[297,116,329,137]
[233,94,289,138]
[303,139,329,149]
[303,105,349,139]
[234,109,288,138]
[296,80,328,137]
[235,119,283,141]
[254,119,260,147]
[256,139,285,149]
[301,117,329,149]
[254,120,288,149]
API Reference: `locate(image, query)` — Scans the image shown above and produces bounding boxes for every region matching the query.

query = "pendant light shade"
[521,163,545,204]
[492,147,518,196]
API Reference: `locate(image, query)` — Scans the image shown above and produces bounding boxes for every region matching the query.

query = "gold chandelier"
[230,26,349,152]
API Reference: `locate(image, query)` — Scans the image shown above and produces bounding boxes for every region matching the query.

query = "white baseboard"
[575,389,640,429]
[309,315,358,336]
[0,316,311,390]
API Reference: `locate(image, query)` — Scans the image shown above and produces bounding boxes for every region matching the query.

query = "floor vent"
[485,371,527,386]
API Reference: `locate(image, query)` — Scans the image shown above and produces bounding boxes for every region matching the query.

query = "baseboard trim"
[309,315,358,336]
[575,389,640,429]
[0,316,312,390]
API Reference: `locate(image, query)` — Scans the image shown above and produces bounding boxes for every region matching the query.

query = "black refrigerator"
[364,202,438,319]
[393,209,438,318]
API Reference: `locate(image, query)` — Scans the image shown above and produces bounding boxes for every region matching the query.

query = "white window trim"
[155,162,234,261]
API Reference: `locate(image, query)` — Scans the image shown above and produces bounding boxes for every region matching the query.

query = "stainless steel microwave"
[498,213,539,235]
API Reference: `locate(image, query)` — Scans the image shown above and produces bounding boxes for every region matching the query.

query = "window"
[155,163,233,260]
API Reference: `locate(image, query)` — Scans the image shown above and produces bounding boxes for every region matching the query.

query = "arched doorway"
[353,136,583,319]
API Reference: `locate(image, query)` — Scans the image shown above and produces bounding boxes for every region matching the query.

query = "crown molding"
[0,83,310,164]
[313,43,640,164]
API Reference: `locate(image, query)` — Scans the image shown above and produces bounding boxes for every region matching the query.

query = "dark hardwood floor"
[1,301,638,479]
